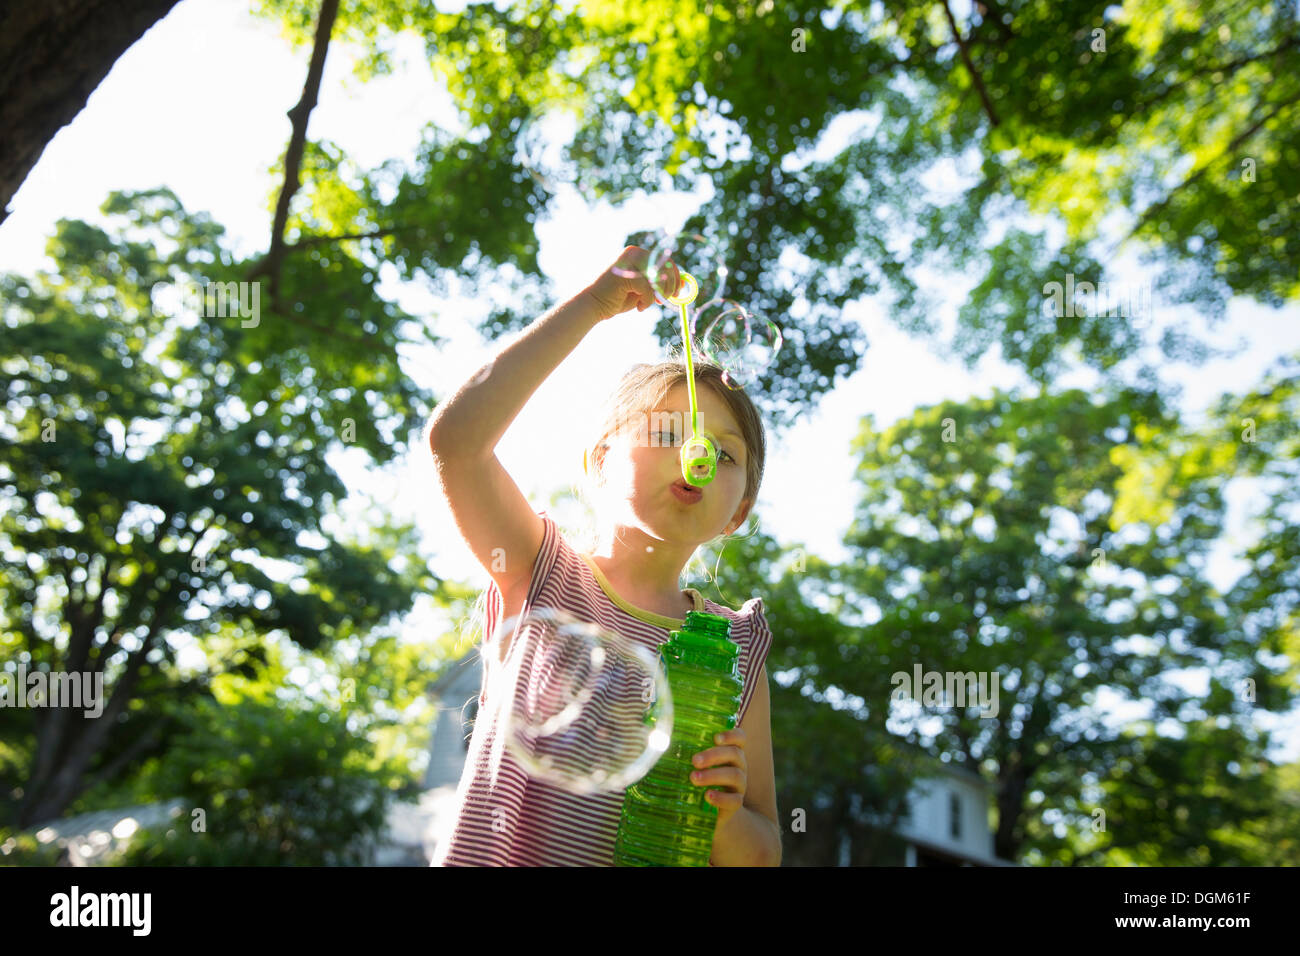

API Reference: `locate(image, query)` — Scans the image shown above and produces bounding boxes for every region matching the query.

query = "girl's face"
[595,383,751,546]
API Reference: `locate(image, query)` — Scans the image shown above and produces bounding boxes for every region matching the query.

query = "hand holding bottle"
[690,727,749,822]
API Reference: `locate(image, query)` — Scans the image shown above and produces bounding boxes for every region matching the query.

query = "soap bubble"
[614,230,729,308]
[652,231,730,308]
[695,299,784,389]
[488,607,673,794]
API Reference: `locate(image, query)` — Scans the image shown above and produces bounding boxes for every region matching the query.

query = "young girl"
[426,246,780,866]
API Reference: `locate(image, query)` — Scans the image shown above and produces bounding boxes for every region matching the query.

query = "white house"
[888,758,1018,866]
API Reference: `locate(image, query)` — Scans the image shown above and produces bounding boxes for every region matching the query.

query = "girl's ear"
[584,442,610,481]
[728,497,753,534]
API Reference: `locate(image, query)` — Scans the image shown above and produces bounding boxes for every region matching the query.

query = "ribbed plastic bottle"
[613,610,743,866]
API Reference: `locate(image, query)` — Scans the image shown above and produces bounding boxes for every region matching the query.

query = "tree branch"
[271,299,405,358]
[288,224,427,249]
[78,718,170,795]
[941,0,1000,128]
[1132,34,1300,118]
[248,0,341,308]
[1120,86,1300,249]
[66,551,114,675]
[972,1,1017,46]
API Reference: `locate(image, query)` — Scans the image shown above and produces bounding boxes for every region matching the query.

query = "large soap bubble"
[695,299,784,389]
[486,607,673,794]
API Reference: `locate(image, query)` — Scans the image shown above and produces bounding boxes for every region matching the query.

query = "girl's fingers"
[707,790,744,812]
[692,766,746,793]
[693,743,747,775]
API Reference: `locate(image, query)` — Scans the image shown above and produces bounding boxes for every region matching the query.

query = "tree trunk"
[0,0,183,224]
[18,629,157,828]
[994,760,1028,862]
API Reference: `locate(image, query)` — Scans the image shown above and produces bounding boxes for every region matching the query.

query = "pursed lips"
[671,478,703,499]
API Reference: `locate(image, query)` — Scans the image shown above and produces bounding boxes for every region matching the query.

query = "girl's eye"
[657,431,738,463]
[659,432,737,463]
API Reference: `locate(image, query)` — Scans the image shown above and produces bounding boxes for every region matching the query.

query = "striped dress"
[431,510,774,866]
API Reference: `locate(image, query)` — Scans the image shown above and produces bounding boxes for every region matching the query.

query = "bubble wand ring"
[664,270,716,488]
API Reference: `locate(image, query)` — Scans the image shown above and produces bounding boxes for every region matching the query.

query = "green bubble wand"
[662,270,716,488]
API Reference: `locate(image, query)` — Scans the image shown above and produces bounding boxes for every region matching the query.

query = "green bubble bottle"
[613,610,743,866]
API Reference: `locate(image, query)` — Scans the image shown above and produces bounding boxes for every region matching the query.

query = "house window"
[949,792,961,839]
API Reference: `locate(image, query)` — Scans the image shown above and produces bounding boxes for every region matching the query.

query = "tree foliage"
[699,371,1298,864]
[0,188,444,833]
[2,0,1297,866]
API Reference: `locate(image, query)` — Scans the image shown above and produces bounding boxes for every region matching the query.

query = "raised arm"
[425,247,663,608]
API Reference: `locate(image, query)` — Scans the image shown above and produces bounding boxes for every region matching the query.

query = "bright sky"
[2,0,1296,761]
